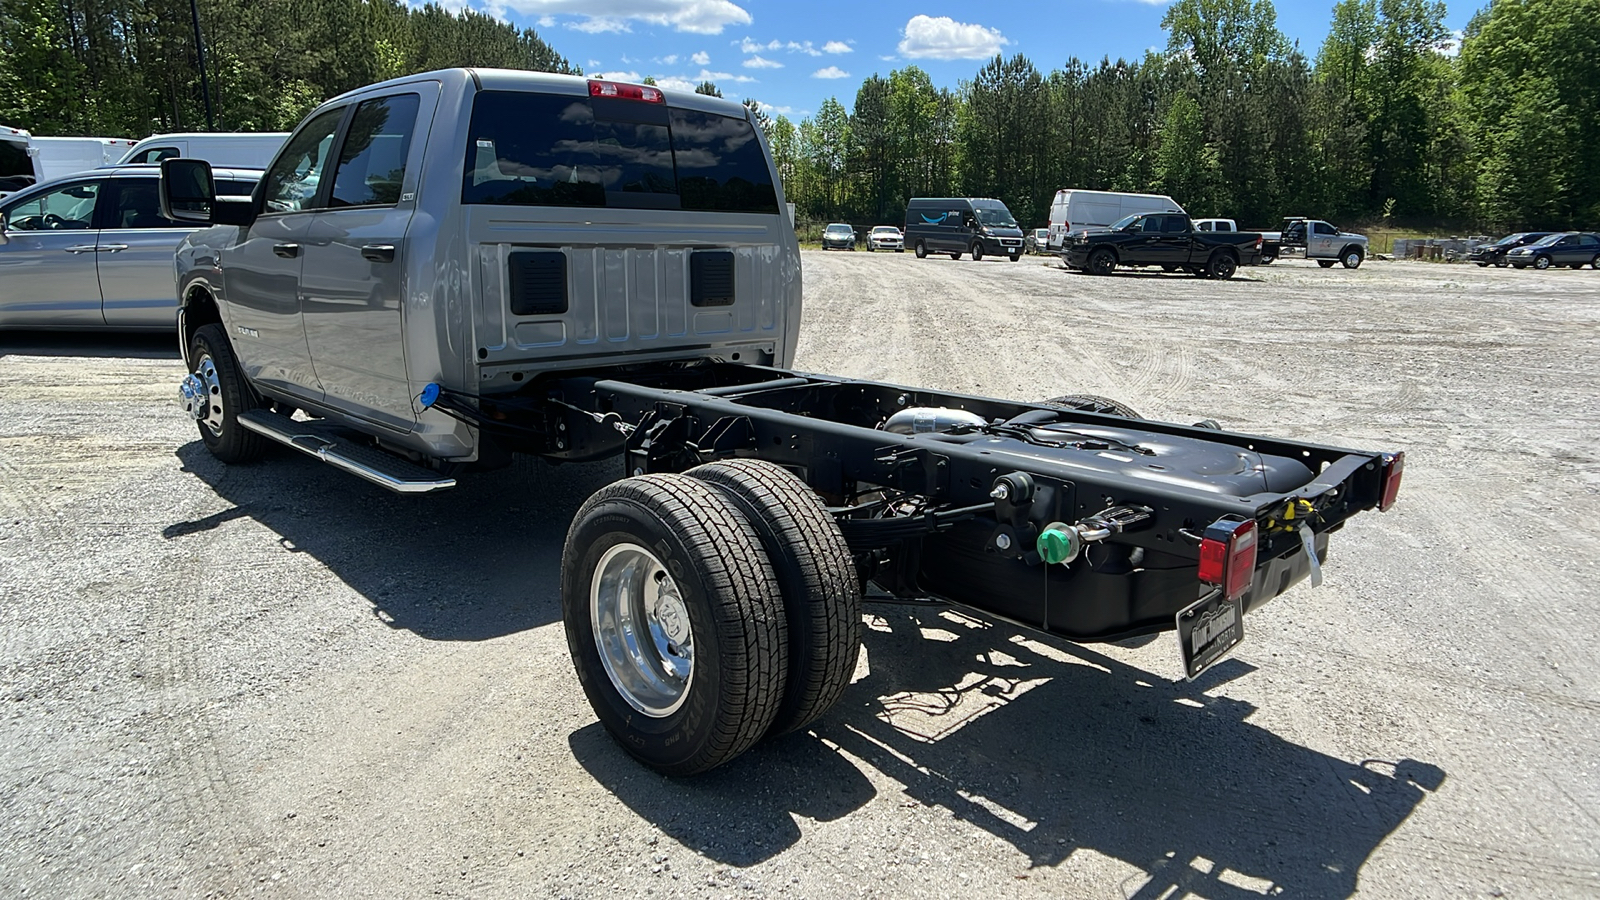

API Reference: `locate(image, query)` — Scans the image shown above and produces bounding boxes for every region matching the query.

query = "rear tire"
[562,475,788,776]
[914,240,927,259]
[687,460,861,737]
[188,323,267,464]
[1208,252,1239,280]
[949,252,962,260]
[1043,394,1143,419]
[1318,260,1337,268]
[1591,254,1600,270]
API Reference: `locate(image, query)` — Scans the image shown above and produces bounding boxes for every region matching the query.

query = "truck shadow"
[0,330,181,360]
[1064,269,1266,283]
[573,603,1444,898]
[166,441,619,640]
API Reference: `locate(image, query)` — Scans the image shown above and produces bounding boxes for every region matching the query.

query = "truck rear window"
[463,90,778,214]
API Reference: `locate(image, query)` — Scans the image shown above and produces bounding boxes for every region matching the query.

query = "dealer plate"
[1175,590,1245,680]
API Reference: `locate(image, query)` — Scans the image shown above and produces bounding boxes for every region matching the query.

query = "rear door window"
[329,94,420,208]
[103,178,183,229]
[464,90,777,213]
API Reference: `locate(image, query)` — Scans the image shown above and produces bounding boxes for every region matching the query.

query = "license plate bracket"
[1175,590,1245,680]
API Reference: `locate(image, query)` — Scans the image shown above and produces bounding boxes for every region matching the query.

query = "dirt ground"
[1,254,1597,898]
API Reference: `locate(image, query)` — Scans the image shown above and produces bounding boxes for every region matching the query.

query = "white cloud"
[812,66,849,79]
[586,58,602,67]
[537,14,555,26]
[569,16,629,32]
[654,76,699,91]
[822,41,852,54]
[501,0,751,35]
[897,14,1008,60]
[594,70,643,81]
[743,55,783,69]
[735,36,837,57]
[658,54,679,64]
[691,50,710,65]
[699,68,755,83]
[1438,29,1463,57]
[756,101,807,117]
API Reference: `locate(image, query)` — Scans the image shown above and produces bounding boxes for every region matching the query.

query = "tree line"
[762,0,1599,234]
[1,0,1593,233]
[0,0,575,135]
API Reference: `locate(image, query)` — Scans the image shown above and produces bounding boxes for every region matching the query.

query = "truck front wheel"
[1086,248,1116,275]
[184,323,266,464]
[970,242,984,262]
[1342,247,1365,269]
[562,475,788,775]
[687,460,860,738]
[914,240,927,259]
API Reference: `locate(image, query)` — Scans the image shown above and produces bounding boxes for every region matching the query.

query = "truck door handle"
[273,243,301,258]
[63,244,97,254]
[361,244,395,263]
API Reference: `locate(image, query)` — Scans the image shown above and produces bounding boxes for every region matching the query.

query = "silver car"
[0,165,260,329]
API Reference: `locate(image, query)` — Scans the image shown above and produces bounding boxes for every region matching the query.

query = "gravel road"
[2,254,1597,898]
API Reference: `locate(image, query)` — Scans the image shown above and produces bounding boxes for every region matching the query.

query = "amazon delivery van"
[1047,189,1185,251]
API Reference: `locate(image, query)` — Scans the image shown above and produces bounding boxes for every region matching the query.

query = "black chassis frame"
[526,362,1390,644]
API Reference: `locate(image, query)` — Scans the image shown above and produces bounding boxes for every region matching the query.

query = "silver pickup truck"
[162,68,1404,776]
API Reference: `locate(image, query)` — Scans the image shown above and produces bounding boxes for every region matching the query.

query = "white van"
[1047,189,1185,251]
[119,132,290,170]
[0,125,31,196]
[27,136,138,183]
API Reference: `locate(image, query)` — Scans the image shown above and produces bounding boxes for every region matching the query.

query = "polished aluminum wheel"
[181,354,226,437]
[591,542,694,717]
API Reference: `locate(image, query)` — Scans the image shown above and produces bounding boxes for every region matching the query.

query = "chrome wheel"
[183,353,226,437]
[591,542,694,718]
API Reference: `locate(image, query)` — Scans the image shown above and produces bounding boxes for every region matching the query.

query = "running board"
[237,410,457,494]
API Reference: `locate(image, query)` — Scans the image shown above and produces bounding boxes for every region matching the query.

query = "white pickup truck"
[1258,218,1368,268]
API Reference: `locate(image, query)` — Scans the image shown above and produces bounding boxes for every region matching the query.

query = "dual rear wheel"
[562,460,860,775]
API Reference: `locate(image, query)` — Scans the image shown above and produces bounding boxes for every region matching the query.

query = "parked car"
[1194,218,1238,232]
[866,225,903,252]
[1047,189,1184,252]
[0,165,260,329]
[904,197,1025,261]
[1506,232,1600,270]
[821,222,856,250]
[1467,233,1552,267]
[1062,212,1263,279]
[119,132,291,169]
[1027,227,1049,253]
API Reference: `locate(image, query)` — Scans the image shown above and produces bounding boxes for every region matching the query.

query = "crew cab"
[1260,218,1368,269]
[1063,212,1263,279]
[160,68,1404,777]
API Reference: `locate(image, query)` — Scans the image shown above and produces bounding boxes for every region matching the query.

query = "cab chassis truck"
[160,68,1405,776]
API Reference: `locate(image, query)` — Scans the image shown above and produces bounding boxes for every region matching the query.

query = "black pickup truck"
[1064,212,1264,279]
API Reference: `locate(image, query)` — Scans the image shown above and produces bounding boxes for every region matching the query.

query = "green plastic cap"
[1037,524,1080,565]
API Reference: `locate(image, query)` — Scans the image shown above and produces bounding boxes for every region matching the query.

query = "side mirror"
[160,158,217,224]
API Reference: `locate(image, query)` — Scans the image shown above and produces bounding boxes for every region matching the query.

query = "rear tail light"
[1198,518,1258,601]
[1379,451,1404,512]
[1255,235,1263,250]
[588,80,664,103]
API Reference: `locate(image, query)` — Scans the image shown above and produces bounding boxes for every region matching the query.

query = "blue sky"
[462,0,1477,120]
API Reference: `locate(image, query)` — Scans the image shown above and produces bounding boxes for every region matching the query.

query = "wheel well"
[1090,245,1118,262]
[182,286,221,363]
[1210,247,1238,261]
[1341,244,1365,258]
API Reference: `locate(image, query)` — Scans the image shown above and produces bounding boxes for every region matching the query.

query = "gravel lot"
[2,254,1598,898]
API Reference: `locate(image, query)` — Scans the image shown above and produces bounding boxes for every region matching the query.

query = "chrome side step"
[237,410,457,494]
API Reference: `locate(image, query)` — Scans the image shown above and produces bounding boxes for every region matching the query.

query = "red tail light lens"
[1379,451,1404,512]
[1198,518,1258,601]
[1255,235,1263,250]
[588,80,664,103]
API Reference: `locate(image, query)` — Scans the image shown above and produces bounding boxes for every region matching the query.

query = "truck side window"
[329,94,420,208]
[130,147,181,165]
[261,108,344,214]
[1162,215,1188,233]
[1314,222,1337,236]
[104,178,181,229]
